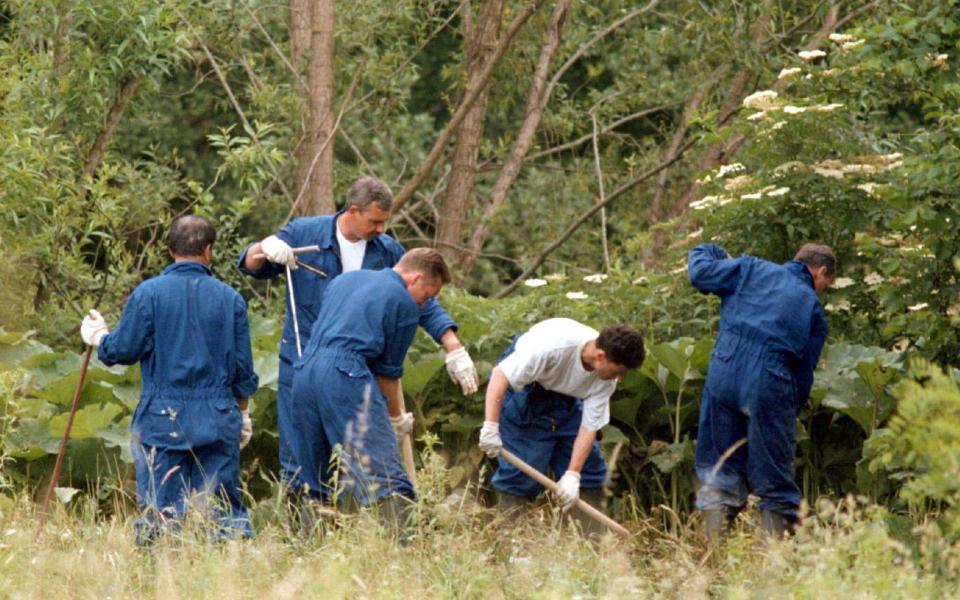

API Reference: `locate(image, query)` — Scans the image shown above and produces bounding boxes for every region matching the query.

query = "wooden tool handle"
[499,448,631,539]
[400,433,417,488]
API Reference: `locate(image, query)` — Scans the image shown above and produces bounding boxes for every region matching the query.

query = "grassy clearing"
[2,493,959,599]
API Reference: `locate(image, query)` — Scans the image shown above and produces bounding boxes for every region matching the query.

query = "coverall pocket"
[762,364,797,409]
[333,355,369,379]
[711,334,737,362]
[135,398,187,447]
[213,398,242,443]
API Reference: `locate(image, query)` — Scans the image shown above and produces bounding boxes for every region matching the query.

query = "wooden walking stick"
[499,448,632,539]
[396,381,417,487]
[37,345,94,531]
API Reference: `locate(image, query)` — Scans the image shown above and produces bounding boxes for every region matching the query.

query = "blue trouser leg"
[276,359,299,486]
[491,381,607,497]
[695,341,801,518]
[317,370,415,504]
[190,439,253,538]
[747,369,801,517]
[289,361,332,500]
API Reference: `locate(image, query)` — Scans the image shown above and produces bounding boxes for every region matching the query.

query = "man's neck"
[580,340,597,372]
[173,255,209,266]
[336,214,362,243]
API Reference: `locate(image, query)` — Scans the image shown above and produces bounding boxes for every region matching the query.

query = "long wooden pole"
[499,448,631,539]
[38,345,94,529]
[396,381,417,487]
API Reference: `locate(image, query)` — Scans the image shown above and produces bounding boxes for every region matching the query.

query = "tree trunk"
[436,0,503,268]
[297,0,336,216]
[289,0,310,68]
[459,0,573,280]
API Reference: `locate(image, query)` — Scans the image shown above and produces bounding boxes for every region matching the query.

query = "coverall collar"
[323,209,387,252]
[163,260,212,276]
[783,260,815,290]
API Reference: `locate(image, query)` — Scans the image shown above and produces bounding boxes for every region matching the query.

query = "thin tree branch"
[544,0,660,101]
[590,111,610,272]
[81,73,143,186]
[391,0,547,211]
[493,137,699,298]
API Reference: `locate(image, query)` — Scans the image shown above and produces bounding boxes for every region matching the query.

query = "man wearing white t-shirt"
[478,318,645,531]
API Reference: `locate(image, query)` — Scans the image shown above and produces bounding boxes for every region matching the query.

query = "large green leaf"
[0,330,51,369]
[402,352,445,397]
[49,403,124,440]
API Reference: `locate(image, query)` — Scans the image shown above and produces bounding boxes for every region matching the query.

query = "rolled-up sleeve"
[98,290,153,366]
[688,243,742,296]
[231,295,260,398]
[418,297,457,343]
[370,299,419,379]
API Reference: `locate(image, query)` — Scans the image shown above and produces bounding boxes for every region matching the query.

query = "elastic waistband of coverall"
[140,385,235,400]
[719,330,797,366]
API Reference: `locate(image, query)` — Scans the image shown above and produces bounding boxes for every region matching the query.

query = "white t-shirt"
[497,318,617,431]
[336,221,367,273]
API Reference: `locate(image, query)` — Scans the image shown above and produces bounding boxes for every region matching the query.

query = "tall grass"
[4,452,960,599]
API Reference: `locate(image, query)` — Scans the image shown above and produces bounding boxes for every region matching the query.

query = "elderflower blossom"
[670,265,688,275]
[783,105,807,114]
[687,228,703,239]
[717,163,746,178]
[908,302,929,312]
[778,67,802,80]
[724,175,754,191]
[798,49,826,61]
[831,277,856,289]
[769,121,787,131]
[747,111,768,121]
[767,187,790,197]
[930,53,949,68]
[742,191,763,200]
[543,273,567,282]
[841,39,865,51]
[632,276,650,286]
[565,291,589,300]
[524,278,547,288]
[829,33,857,43]
[824,300,852,312]
[742,90,779,110]
[810,103,844,112]
[864,272,885,286]
[583,273,608,283]
[689,195,731,210]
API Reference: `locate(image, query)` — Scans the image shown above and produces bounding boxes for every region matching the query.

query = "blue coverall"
[289,269,419,504]
[237,212,456,483]
[689,244,828,518]
[491,340,607,497]
[97,261,259,539]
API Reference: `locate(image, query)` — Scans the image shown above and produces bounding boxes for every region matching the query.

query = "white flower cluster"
[565,291,588,300]
[824,300,852,312]
[864,272,885,286]
[908,302,929,312]
[929,53,949,68]
[583,273,608,283]
[742,90,779,110]
[841,39,865,51]
[829,33,857,43]
[778,67,802,80]
[798,49,826,61]
[689,194,733,211]
[717,163,746,178]
[831,277,856,289]
[524,278,547,288]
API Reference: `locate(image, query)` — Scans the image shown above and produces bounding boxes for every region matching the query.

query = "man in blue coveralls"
[477,318,645,535]
[80,215,259,545]
[688,242,835,539]
[288,247,450,530]
[238,176,477,488]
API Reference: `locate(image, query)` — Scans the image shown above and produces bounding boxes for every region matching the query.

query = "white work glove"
[80,309,109,347]
[390,411,414,437]
[260,235,297,269]
[240,409,253,449]
[478,420,502,458]
[554,470,581,512]
[445,347,479,395]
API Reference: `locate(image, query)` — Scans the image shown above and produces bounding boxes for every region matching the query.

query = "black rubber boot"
[759,509,795,540]
[497,491,529,521]
[702,507,739,543]
[570,488,606,537]
[378,494,415,543]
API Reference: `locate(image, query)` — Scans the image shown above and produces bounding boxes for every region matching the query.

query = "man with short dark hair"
[688,242,834,540]
[477,318,645,533]
[80,215,259,544]
[238,176,477,487]
[289,248,450,525]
